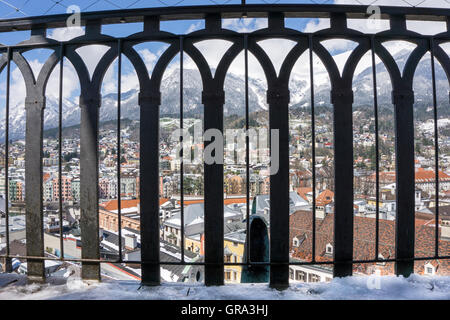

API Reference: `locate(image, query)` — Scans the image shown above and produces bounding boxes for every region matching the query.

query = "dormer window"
[325,243,333,255]
[293,237,299,247]
[425,263,435,275]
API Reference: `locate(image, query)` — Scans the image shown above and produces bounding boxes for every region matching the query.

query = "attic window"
[326,243,333,255]
[425,263,435,275]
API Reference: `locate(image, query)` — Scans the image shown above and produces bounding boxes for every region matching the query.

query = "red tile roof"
[296,187,312,202]
[177,197,247,206]
[415,168,450,183]
[316,189,334,206]
[289,210,450,275]
[369,169,450,184]
[100,198,169,211]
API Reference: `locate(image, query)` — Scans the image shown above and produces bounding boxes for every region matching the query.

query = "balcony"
[0,2,449,298]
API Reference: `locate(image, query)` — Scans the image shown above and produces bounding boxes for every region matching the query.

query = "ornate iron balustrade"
[0,4,449,288]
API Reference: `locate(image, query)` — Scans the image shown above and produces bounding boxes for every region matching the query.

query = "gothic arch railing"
[0,4,449,288]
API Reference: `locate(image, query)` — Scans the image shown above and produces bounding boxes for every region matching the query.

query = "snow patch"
[0,274,449,300]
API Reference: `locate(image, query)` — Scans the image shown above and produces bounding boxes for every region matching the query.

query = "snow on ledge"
[0,274,450,300]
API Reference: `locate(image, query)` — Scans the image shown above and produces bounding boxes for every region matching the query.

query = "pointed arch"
[402,39,430,88]
[311,39,341,89]
[372,40,402,91]
[433,43,450,88]
[341,39,371,88]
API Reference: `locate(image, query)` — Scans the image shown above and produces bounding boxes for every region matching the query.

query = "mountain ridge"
[3,49,448,140]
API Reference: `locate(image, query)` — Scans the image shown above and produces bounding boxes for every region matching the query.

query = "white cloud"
[120,71,139,93]
[222,18,267,33]
[10,66,26,108]
[26,59,45,82]
[45,62,81,100]
[75,44,110,79]
[303,18,330,33]
[223,51,267,85]
[406,20,447,35]
[48,27,85,41]
[321,39,358,53]
[186,22,202,34]
[258,39,296,76]
[347,18,390,34]
[193,40,233,73]
[4,57,80,110]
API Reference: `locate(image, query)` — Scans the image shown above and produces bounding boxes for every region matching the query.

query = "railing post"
[268,86,290,289]
[25,96,45,281]
[332,88,354,278]
[79,93,101,281]
[1,258,12,273]
[139,90,161,285]
[203,89,224,286]
[392,88,415,277]
[3,47,12,274]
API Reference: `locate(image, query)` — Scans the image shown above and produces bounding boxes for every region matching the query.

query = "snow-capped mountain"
[3,49,447,140]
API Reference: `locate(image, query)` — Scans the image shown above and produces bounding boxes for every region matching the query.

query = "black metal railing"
[0,4,449,288]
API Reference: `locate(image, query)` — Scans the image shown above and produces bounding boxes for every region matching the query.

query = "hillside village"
[1,96,450,283]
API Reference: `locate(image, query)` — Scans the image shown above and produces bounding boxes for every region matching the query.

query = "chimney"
[442,222,450,240]
[124,234,137,250]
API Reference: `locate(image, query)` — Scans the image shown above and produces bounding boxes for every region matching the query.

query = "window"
[425,263,435,275]
[292,237,299,247]
[326,243,333,255]
[225,254,232,263]
[225,270,232,280]
[308,273,321,283]
[289,268,294,280]
[295,270,306,282]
